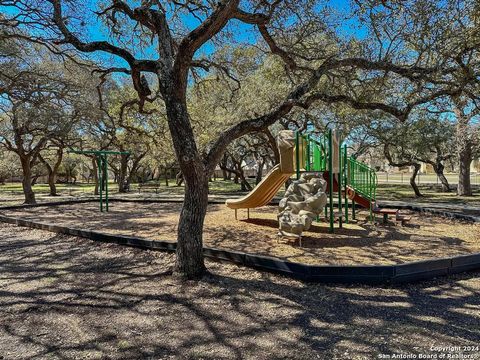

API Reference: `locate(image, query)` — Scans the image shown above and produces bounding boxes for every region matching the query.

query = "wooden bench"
[371,207,411,226]
[138,183,161,194]
[373,208,399,222]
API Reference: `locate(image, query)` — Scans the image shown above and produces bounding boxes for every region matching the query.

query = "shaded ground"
[3,202,480,265]
[0,224,479,359]
[0,180,249,207]
[375,184,480,207]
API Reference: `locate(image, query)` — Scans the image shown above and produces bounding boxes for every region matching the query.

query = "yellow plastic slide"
[226,130,295,210]
[225,165,293,209]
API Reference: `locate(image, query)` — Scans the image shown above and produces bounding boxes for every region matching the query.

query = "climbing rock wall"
[278,173,328,238]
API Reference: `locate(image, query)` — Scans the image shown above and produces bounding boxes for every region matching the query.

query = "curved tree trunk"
[220,154,230,180]
[457,144,472,196]
[92,157,99,196]
[118,154,129,193]
[219,163,252,191]
[31,174,41,186]
[20,156,36,204]
[175,174,208,278]
[237,166,252,191]
[454,98,474,196]
[255,159,265,185]
[240,178,252,191]
[48,171,57,195]
[125,157,144,191]
[39,149,63,196]
[235,161,252,191]
[433,163,450,192]
[164,167,169,186]
[176,171,184,186]
[263,128,280,165]
[410,163,423,197]
[164,87,207,278]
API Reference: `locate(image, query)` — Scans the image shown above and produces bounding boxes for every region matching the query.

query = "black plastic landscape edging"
[1,212,479,284]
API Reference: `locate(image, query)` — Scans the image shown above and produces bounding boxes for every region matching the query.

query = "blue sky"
[2,0,366,68]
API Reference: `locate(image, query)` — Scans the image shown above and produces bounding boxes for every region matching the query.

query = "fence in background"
[376,172,480,186]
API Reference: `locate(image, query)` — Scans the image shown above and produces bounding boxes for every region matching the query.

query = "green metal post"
[322,132,327,219]
[370,172,374,223]
[344,145,349,224]
[351,159,356,220]
[328,129,334,233]
[68,149,129,212]
[323,135,327,170]
[97,155,103,212]
[104,155,109,212]
[313,143,320,171]
[324,132,328,219]
[338,141,342,229]
[102,156,105,212]
[295,131,300,180]
[306,135,311,171]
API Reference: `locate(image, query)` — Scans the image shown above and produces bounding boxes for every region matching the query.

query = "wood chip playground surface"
[1,223,479,359]
[3,201,480,266]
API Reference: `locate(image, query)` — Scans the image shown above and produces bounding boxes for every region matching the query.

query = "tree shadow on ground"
[5,203,476,267]
[1,227,479,359]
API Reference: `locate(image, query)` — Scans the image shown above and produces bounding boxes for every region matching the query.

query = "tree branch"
[174,0,240,88]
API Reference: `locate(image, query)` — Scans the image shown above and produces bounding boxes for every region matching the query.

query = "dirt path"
[0,223,479,359]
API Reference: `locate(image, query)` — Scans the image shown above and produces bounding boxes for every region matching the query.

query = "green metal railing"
[295,129,379,229]
[295,132,328,179]
[346,155,378,221]
[68,149,130,212]
[295,130,335,232]
[347,157,378,202]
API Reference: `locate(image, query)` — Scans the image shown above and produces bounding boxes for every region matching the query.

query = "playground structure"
[68,149,130,212]
[278,173,328,239]
[0,142,476,282]
[226,128,410,234]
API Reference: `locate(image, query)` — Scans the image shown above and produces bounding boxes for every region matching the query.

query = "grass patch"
[0,182,99,194]
[1,179,479,206]
[376,184,480,205]
[133,178,256,195]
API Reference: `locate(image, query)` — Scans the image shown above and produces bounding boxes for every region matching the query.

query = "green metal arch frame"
[68,149,130,212]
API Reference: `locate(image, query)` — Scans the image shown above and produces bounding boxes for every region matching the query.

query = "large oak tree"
[2,0,479,277]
